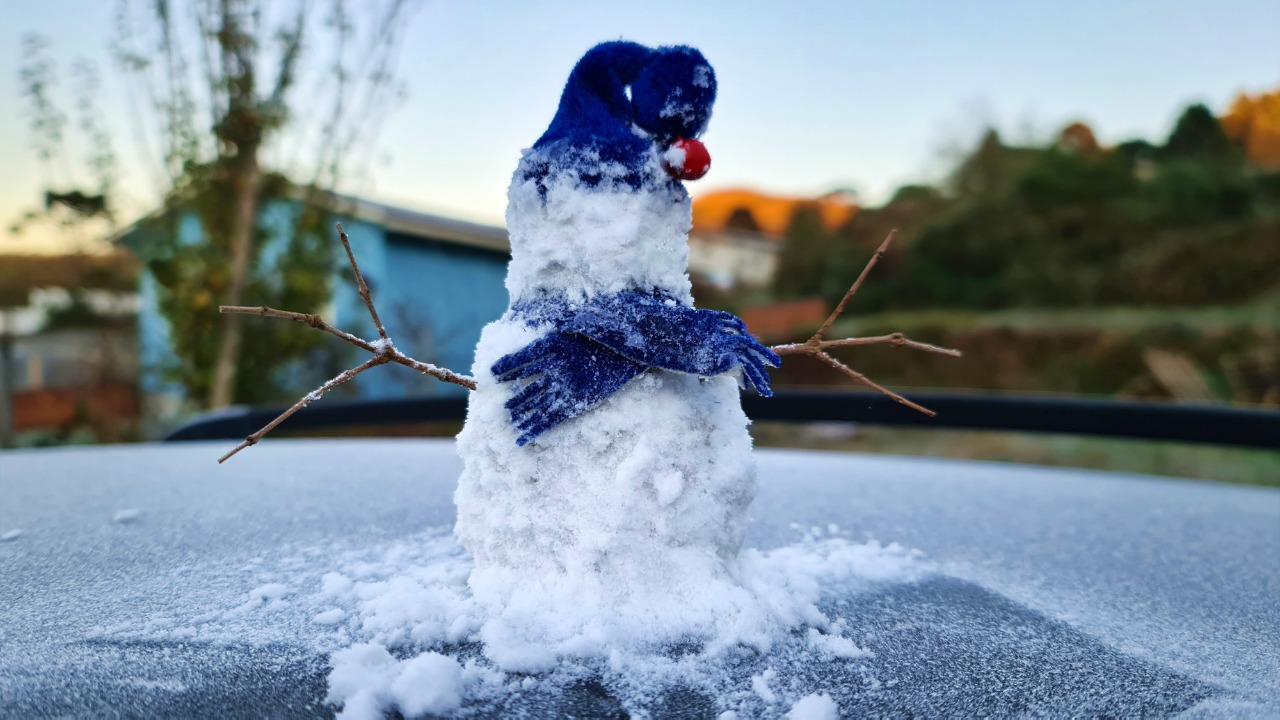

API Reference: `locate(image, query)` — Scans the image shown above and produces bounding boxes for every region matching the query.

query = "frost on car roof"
[1,440,1277,717]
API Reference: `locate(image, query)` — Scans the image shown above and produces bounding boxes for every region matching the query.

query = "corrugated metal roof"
[108,193,509,255]
[337,196,508,253]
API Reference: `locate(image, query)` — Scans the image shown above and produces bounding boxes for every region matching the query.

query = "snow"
[0,529,21,541]
[692,64,713,89]
[751,668,778,704]
[807,628,871,659]
[312,609,345,625]
[307,524,922,716]
[502,148,692,305]
[662,143,688,172]
[113,509,140,523]
[2,440,1278,717]
[388,652,465,717]
[250,583,289,601]
[787,692,839,719]
[326,644,464,720]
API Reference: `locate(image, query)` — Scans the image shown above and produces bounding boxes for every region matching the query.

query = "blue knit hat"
[527,41,717,189]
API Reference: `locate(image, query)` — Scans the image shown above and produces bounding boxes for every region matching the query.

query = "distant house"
[4,327,140,443]
[687,227,779,289]
[688,189,858,289]
[116,196,509,424]
[0,253,141,445]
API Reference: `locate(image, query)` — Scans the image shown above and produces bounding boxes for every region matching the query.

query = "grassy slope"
[764,299,1279,487]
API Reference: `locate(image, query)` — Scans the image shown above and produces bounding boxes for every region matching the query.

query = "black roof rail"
[163,390,1280,450]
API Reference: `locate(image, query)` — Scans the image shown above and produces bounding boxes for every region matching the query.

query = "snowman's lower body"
[454,324,758,661]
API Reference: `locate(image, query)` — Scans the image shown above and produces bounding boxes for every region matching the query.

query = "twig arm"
[217,355,387,463]
[773,332,962,358]
[221,305,379,353]
[215,223,477,462]
[764,229,959,417]
[812,230,895,341]
[336,222,390,341]
[815,354,937,417]
[219,304,477,389]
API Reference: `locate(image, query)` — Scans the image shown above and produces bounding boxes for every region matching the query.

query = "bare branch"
[773,332,962,358]
[216,222,475,461]
[219,305,376,351]
[814,229,894,341]
[218,353,386,463]
[219,303,475,389]
[815,354,937,417]
[267,0,309,107]
[337,222,389,341]
[769,229,960,416]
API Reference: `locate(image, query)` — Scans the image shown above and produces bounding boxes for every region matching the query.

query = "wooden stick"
[336,222,389,341]
[816,353,937,417]
[768,230,960,416]
[813,230,895,341]
[215,223,477,462]
[217,355,388,463]
[219,304,476,389]
[220,305,379,353]
[773,332,962,358]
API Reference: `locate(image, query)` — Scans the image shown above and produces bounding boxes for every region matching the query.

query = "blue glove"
[564,291,780,396]
[492,291,780,445]
[492,332,646,446]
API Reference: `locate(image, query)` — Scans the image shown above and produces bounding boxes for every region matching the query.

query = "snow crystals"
[312,527,929,717]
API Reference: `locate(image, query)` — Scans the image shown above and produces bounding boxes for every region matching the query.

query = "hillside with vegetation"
[705,99,1280,408]
[698,97,1280,484]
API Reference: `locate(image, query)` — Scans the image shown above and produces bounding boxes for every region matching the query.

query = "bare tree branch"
[337,222,389,340]
[216,222,474,462]
[267,0,310,108]
[770,230,962,417]
[217,353,385,463]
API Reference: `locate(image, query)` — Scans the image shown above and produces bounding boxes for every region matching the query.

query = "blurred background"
[0,1,1276,484]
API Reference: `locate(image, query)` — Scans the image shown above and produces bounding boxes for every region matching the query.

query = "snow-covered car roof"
[2,440,1277,717]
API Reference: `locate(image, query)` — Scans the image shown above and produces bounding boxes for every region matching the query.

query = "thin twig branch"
[772,332,961,357]
[217,354,387,464]
[813,230,894,341]
[769,230,961,417]
[218,304,475,388]
[337,222,389,341]
[220,305,378,352]
[215,222,475,462]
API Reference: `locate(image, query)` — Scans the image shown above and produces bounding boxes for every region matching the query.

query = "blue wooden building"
[120,196,509,423]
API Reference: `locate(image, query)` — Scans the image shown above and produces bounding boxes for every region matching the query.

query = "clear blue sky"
[2,0,1277,251]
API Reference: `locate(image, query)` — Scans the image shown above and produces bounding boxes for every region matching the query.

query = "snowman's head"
[505,42,718,304]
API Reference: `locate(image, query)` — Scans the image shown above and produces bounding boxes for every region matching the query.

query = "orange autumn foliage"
[1221,90,1280,169]
[1058,122,1101,156]
[692,189,857,236]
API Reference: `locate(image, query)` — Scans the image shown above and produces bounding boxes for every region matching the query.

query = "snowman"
[453,41,781,644]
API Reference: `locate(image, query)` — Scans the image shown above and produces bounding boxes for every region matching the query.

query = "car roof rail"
[162,390,1280,450]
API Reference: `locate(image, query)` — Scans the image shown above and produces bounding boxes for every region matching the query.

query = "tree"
[772,204,831,300]
[13,35,119,250]
[724,207,761,233]
[1162,104,1235,162]
[1221,89,1280,169]
[1057,121,1101,157]
[20,0,419,410]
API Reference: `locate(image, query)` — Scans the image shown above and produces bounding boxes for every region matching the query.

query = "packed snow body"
[454,41,781,661]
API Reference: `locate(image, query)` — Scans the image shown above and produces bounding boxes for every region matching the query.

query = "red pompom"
[664,138,711,181]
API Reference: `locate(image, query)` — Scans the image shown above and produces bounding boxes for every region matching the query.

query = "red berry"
[664,138,711,181]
